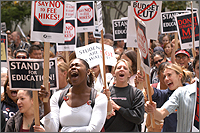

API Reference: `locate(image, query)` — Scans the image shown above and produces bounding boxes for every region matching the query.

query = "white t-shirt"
[41,91,108,132]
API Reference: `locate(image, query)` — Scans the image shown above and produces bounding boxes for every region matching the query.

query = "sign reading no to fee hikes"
[31,1,65,43]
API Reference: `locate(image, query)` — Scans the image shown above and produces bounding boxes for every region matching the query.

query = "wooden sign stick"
[64,51,69,64]
[101,30,107,88]
[43,42,50,103]
[85,32,88,45]
[33,91,40,125]
[145,73,156,128]
[136,48,143,91]
[174,32,178,51]
[191,1,196,57]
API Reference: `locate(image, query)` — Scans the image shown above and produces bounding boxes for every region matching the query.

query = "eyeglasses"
[16,56,27,59]
[154,58,163,64]
[176,56,187,60]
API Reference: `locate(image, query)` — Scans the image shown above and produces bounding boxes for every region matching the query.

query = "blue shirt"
[152,88,177,132]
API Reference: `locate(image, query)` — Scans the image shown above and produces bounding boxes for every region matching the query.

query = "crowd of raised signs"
[1,29,199,132]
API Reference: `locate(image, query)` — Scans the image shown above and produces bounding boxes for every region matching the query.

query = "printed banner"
[131,1,162,40]
[57,18,77,51]
[160,11,189,34]
[112,19,128,41]
[30,1,65,43]
[76,1,95,33]
[8,58,59,90]
[174,12,199,49]
[135,17,151,75]
[75,43,117,68]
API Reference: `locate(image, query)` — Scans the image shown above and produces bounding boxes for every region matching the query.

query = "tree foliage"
[1,1,31,31]
[162,1,187,11]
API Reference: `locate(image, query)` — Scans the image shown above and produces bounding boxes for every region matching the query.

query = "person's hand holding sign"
[39,82,51,116]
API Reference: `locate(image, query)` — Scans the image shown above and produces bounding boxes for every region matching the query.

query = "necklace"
[23,117,31,128]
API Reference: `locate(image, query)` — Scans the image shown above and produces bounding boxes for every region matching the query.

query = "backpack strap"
[90,88,97,108]
[58,88,70,108]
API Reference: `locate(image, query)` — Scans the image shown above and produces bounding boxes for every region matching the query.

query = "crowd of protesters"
[1,28,199,132]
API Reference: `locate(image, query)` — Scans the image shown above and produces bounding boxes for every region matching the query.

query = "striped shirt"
[162,81,197,132]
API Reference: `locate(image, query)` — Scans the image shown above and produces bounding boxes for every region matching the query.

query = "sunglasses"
[154,58,163,64]
[16,56,27,59]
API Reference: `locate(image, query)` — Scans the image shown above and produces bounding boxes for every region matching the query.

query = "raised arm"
[145,101,169,121]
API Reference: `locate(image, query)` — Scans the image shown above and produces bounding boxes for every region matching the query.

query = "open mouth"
[119,74,125,77]
[71,71,78,77]
[11,91,18,97]
[167,82,173,87]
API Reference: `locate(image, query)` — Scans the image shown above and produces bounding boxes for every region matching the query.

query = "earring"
[87,75,90,83]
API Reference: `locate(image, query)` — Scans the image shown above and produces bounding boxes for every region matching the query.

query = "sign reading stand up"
[31,1,65,43]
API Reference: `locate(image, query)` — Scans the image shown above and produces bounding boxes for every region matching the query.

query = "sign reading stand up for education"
[112,19,128,41]
[31,1,65,43]
[160,11,189,34]
[8,58,59,90]
[174,12,199,49]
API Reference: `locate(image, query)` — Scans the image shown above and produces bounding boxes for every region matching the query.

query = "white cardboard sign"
[65,1,76,18]
[131,1,162,40]
[126,6,137,48]
[75,43,117,68]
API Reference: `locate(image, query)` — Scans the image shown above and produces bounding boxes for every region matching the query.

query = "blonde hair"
[113,59,133,75]
[57,62,68,73]
[99,38,114,46]
[165,63,192,84]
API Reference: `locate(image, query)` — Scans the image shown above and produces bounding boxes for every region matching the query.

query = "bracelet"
[107,110,112,116]
[107,97,111,100]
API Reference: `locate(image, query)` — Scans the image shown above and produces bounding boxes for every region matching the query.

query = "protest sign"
[135,17,151,75]
[8,58,59,90]
[96,1,103,32]
[93,25,105,38]
[30,1,65,43]
[57,18,77,51]
[1,22,6,32]
[1,33,7,67]
[174,11,199,49]
[131,1,162,40]
[160,11,189,34]
[112,19,128,41]
[76,1,95,33]
[126,6,137,48]
[65,1,76,18]
[75,43,117,68]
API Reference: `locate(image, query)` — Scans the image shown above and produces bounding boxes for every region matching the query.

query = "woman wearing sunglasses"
[150,51,169,84]
[13,49,28,59]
